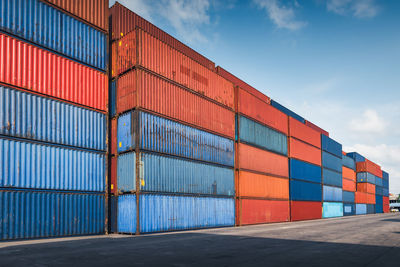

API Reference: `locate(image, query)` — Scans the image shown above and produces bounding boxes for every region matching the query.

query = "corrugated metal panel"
[346,152,365,163]
[0,190,105,240]
[342,166,356,181]
[343,204,355,216]
[323,185,343,202]
[117,194,137,234]
[321,135,342,158]
[238,115,287,156]
[322,152,342,173]
[356,161,382,178]
[0,0,106,70]
[382,178,389,187]
[289,138,321,166]
[375,186,383,196]
[115,69,235,139]
[322,202,343,218]
[289,117,321,148]
[237,199,290,225]
[375,195,383,205]
[355,192,375,204]
[238,171,289,199]
[270,100,305,123]
[375,203,383,213]
[289,159,322,184]
[342,154,356,170]
[304,120,329,137]
[140,194,235,233]
[0,33,108,111]
[342,179,356,192]
[117,111,234,167]
[322,168,342,187]
[290,201,322,221]
[342,191,355,203]
[110,156,117,195]
[290,179,322,202]
[357,183,375,194]
[367,204,375,214]
[0,137,105,192]
[356,204,367,215]
[375,177,382,187]
[109,80,116,118]
[111,118,117,155]
[117,152,136,193]
[382,171,389,180]
[383,196,389,213]
[0,86,106,151]
[357,172,376,184]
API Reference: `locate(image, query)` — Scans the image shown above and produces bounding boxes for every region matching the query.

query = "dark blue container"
[346,152,365,163]
[357,172,375,184]
[383,179,389,188]
[321,135,342,158]
[383,188,389,197]
[342,191,355,203]
[322,151,342,172]
[289,159,322,183]
[110,80,116,118]
[342,154,356,170]
[322,168,342,187]
[382,171,389,180]
[343,203,356,216]
[323,185,342,202]
[375,195,383,213]
[367,204,375,214]
[290,179,322,202]
[375,186,383,196]
[375,177,383,187]
[270,99,305,123]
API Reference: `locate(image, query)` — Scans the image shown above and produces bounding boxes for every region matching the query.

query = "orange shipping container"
[237,143,289,177]
[290,201,322,221]
[356,160,382,178]
[342,166,356,181]
[111,29,234,109]
[355,192,375,204]
[236,199,290,225]
[289,138,321,166]
[304,120,329,137]
[238,171,289,199]
[342,179,356,192]
[116,69,235,139]
[289,117,321,148]
[357,183,376,194]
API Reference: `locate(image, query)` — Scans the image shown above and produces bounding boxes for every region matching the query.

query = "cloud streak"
[349,109,387,134]
[326,0,380,18]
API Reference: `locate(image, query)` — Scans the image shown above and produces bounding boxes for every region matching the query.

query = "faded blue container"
[0,0,107,70]
[383,188,389,197]
[117,111,234,167]
[290,179,322,201]
[357,172,375,184]
[382,171,389,180]
[270,99,305,123]
[367,204,375,214]
[238,115,287,156]
[375,186,383,196]
[117,152,235,196]
[0,85,106,151]
[0,137,105,192]
[322,202,343,218]
[346,152,365,163]
[321,135,342,158]
[342,154,356,170]
[289,158,322,184]
[109,80,116,118]
[117,194,137,234]
[342,191,355,203]
[322,168,342,187]
[0,190,105,240]
[375,177,383,187]
[322,151,342,172]
[323,185,342,202]
[383,179,389,188]
[343,203,355,216]
[356,204,367,215]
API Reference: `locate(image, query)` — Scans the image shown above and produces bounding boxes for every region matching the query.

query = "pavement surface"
[0,213,399,266]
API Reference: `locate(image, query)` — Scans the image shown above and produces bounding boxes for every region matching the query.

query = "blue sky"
[110,0,400,194]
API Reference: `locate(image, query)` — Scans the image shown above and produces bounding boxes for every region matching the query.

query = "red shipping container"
[342,166,356,181]
[289,117,321,148]
[116,69,235,139]
[383,196,389,213]
[111,118,117,155]
[109,2,215,70]
[305,120,329,137]
[356,160,382,178]
[111,29,234,108]
[236,199,290,225]
[237,143,289,177]
[0,33,107,111]
[357,183,376,194]
[110,156,117,195]
[290,201,322,221]
[42,0,108,31]
[342,179,356,192]
[289,138,321,166]
[355,192,375,204]
[237,88,288,134]
[237,171,289,199]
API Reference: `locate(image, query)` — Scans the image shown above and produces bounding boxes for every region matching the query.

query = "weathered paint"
[237,199,290,225]
[323,185,343,202]
[322,202,343,218]
[356,204,367,215]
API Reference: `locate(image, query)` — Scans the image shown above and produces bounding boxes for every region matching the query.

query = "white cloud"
[254,0,307,30]
[327,0,380,18]
[349,109,387,134]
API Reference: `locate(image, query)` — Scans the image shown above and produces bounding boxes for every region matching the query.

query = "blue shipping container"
[322,151,342,172]
[117,152,235,196]
[346,152,365,163]
[109,80,116,118]
[383,179,389,188]
[375,186,383,196]
[322,202,343,218]
[323,185,343,202]
[0,85,106,151]
[357,172,375,184]
[321,135,342,158]
[0,137,105,192]
[367,204,375,214]
[343,203,355,216]
[342,191,355,203]
[270,100,305,123]
[322,168,342,187]
[383,188,389,197]
[375,177,383,187]
[117,194,137,234]
[289,158,322,184]
[375,203,383,214]
[382,171,389,180]
[238,116,287,156]
[290,179,322,202]
[0,190,105,240]
[356,204,367,215]
[117,111,234,167]
[0,0,106,70]
[342,154,356,170]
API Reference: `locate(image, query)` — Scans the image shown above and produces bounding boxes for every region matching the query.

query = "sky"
[110,0,400,194]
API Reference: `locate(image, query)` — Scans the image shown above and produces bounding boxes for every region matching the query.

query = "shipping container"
[0,85,106,151]
[321,135,342,158]
[382,171,389,180]
[0,33,108,111]
[115,69,235,138]
[41,0,108,31]
[383,178,389,188]
[383,196,389,213]
[342,166,356,181]
[290,179,322,202]
[237,143,288,177]
[355,192,375,204]
[110,156,117,195]
[116,194,137,234]
[110,80,116,118]
[383,188,389,197]
[342,179,356,192]
[0,0,107,70]
[357,183,376,194]
[0,137,105,192]
[289,158,322,184]
[357,172,376,184]
[117,152,234,196]
[375,203,383,213]
[323,186,343,202]
[109,2,215,70]
[237,171,289,199]
[322,168,342,187]
[375,186,383,196]
[375,177,383,187]
[111,118,117,155]
[290,201,322,221]
[356,204,367,215]
[367,204,375,214]
[322,151,342,173]
[237,199,289,225]
[270,100,305,123]
[356,160,382,178]
[238,115,287,156]
[322,202,343,218]
[342,191,355,203]
[289,138,321,166]
[288,117,321,148]
[304,120,329,137]
[346,152,365,163]
[343,203,355,216]
[117,111,234,167]
[342,154,356,170]
[0,190,105,240]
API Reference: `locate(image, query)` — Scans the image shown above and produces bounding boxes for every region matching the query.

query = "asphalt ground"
[0,213,399,266]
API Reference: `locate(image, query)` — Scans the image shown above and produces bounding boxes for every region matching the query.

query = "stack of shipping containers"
[356,158,380,214]
[342,153,357,216]
[216,67,290,225]
[0,0,108,240]
[382,171,390,213]
[109,3,235,234]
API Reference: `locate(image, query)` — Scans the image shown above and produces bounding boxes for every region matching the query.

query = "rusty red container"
[0,33,107,112]
[236,198,290,225]
[305,120,329,137]
[356,160,382,178]
[290,201,322,221]
[109,2,215,70]
[111,118,117,155]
